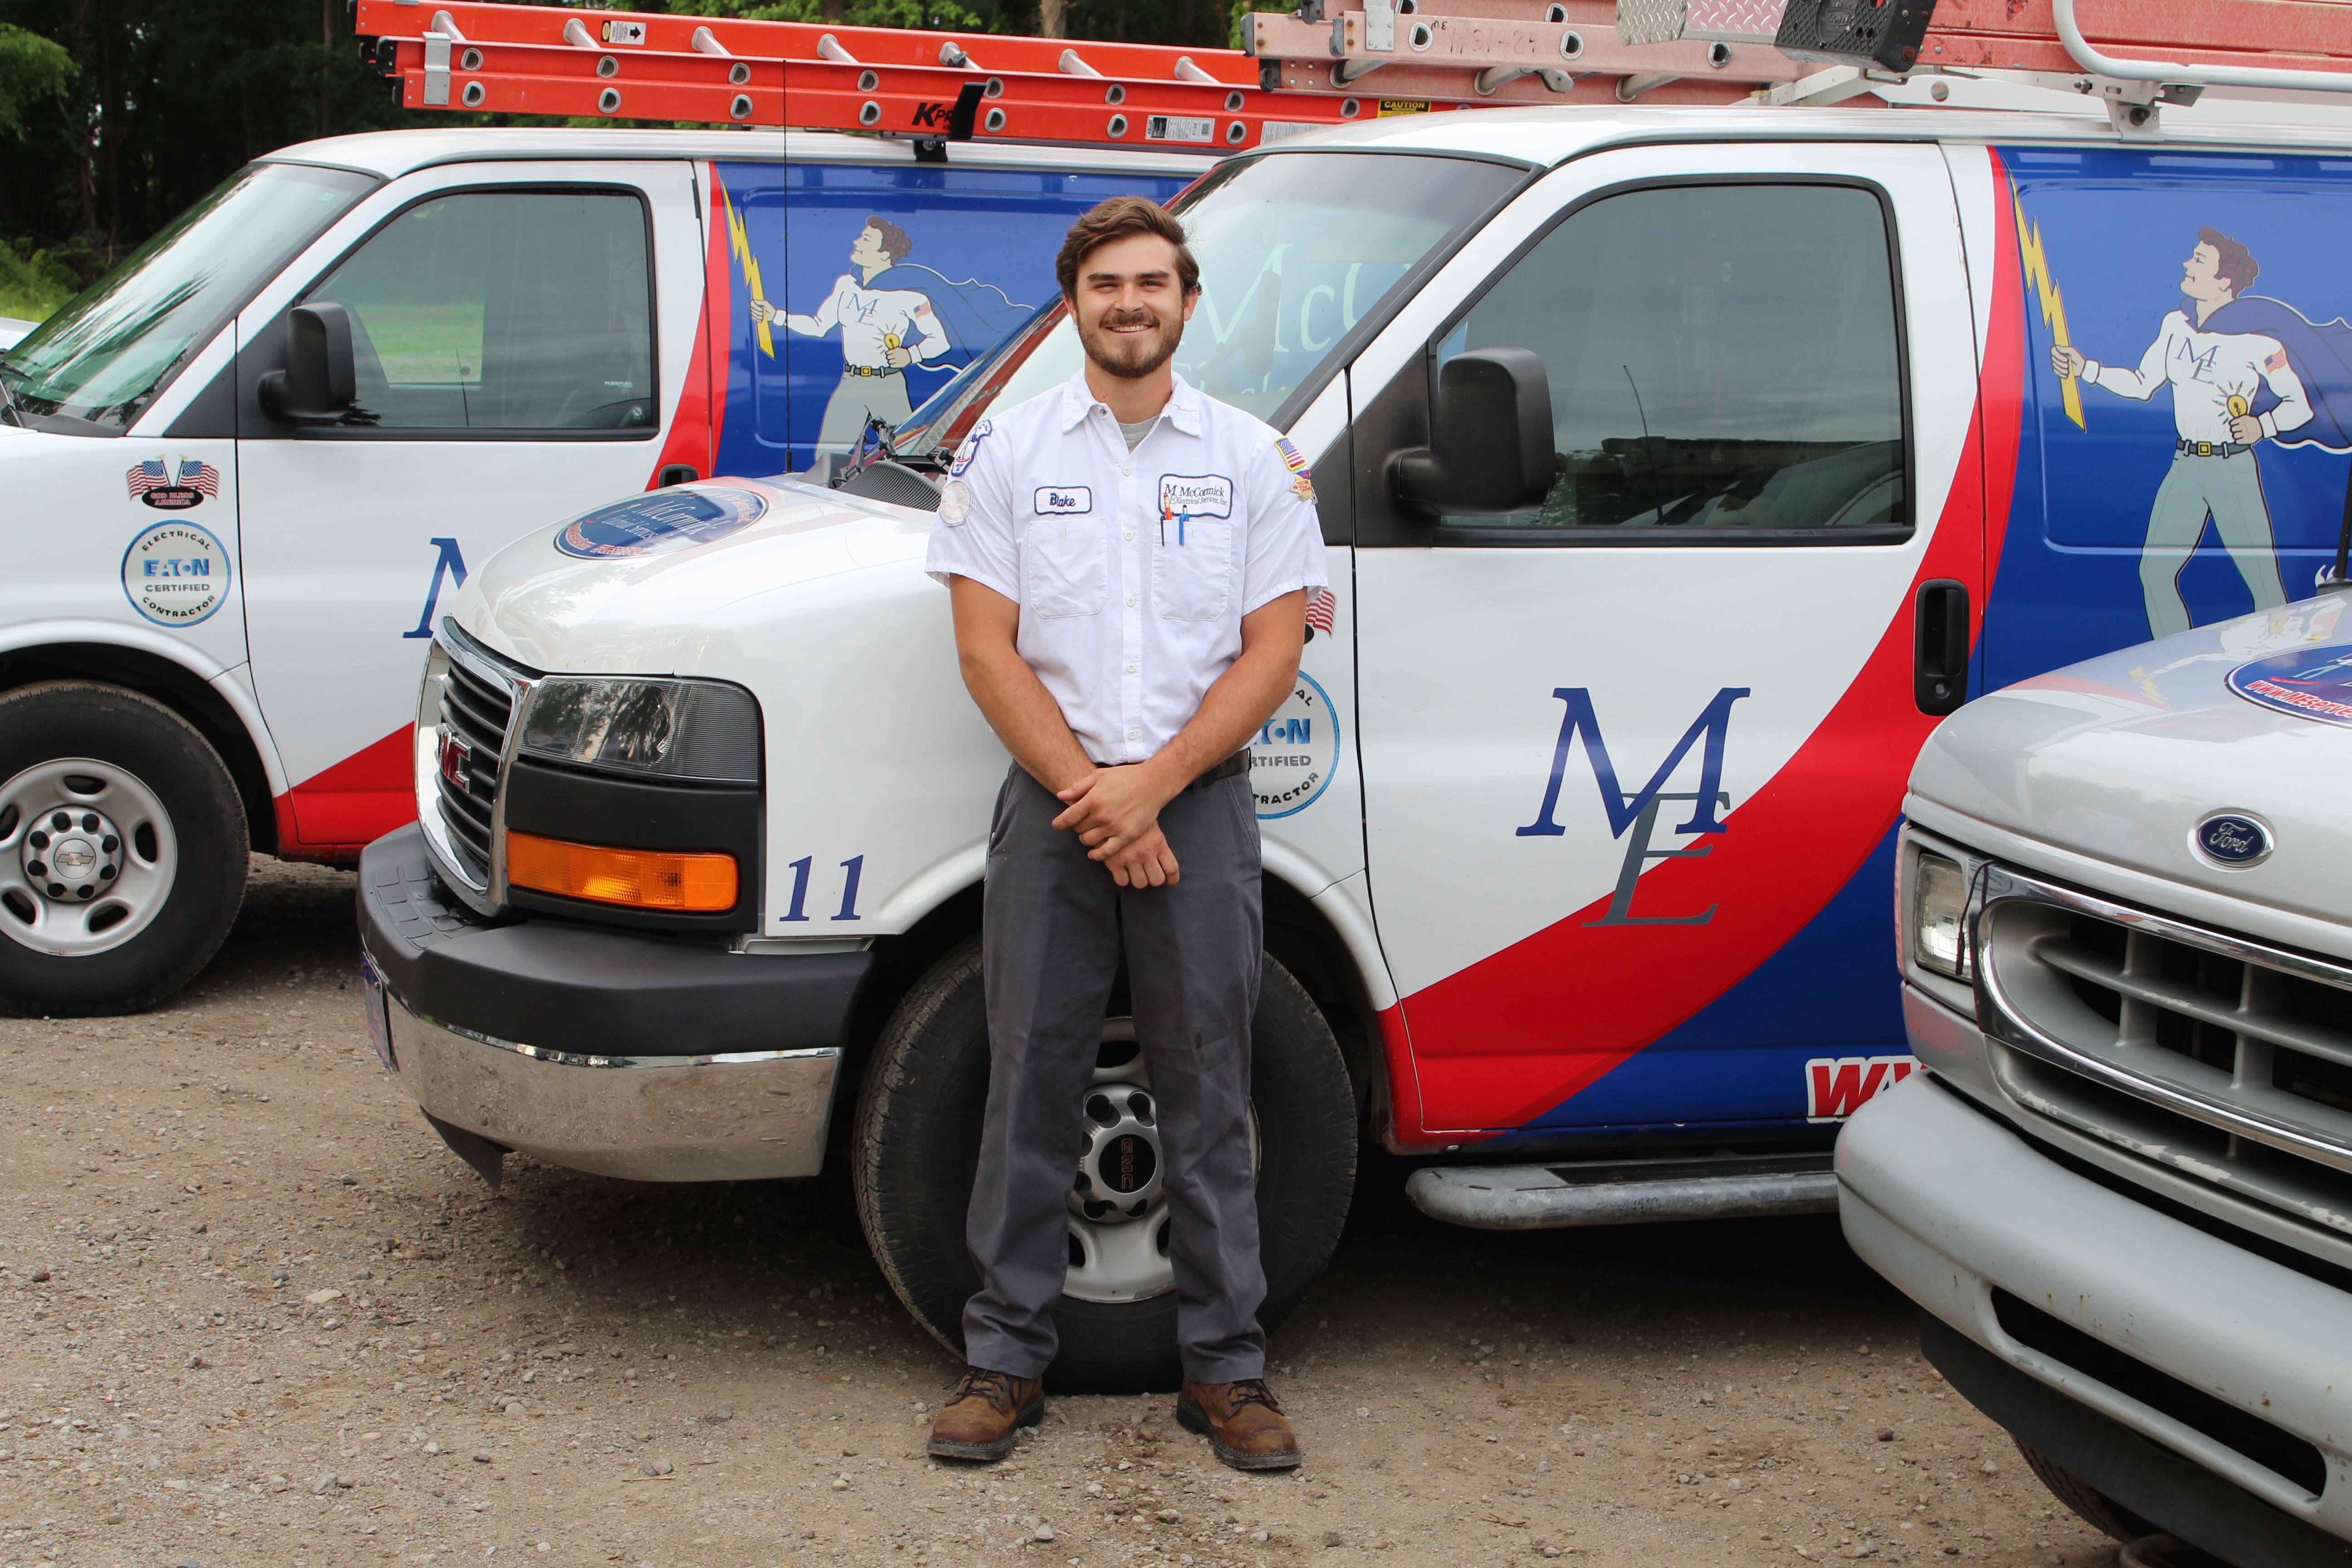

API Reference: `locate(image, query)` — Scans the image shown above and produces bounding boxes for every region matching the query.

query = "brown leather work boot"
[1176,1377,1301,1471]
[926,1367,1044,1462]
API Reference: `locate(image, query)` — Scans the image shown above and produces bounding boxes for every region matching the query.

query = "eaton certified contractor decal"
[554,486,768,560]
[120,521,229,626]
[1251,670,1338,820]
[2226,642,2352,725]
[125,456,219,510]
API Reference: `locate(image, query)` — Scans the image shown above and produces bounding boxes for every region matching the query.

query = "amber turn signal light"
[505,831,738,912]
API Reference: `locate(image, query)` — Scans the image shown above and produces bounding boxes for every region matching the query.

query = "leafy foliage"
[0,21,71,140]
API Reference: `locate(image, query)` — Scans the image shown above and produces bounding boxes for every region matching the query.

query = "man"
[921,197,1325,1472]
[753,217,951,452]
[2053,227,2307,637]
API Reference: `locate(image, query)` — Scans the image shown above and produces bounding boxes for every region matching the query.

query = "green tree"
[0,21,71,138]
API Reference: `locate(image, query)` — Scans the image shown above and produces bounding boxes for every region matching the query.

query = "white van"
[358,103,2352,1389]
[0,128,1199,1016]
[1844,586,2352,1559]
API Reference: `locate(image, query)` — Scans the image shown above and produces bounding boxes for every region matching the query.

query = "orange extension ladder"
[353,0,2352,152]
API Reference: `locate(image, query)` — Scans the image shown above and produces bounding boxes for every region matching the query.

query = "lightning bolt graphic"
[721,180,774,359]
[2015,196,2084,430]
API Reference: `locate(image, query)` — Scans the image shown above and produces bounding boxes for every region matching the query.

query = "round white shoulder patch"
[938,480,973,526]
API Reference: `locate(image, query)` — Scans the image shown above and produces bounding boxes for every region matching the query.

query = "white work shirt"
[788,275,950,372]
[2082,311,2312,444]
[925,370,1328,766]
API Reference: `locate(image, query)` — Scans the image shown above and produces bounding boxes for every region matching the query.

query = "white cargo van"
[0,127,1199,1016]
[358,104,2352,1389]
[1845,585,2352,1561]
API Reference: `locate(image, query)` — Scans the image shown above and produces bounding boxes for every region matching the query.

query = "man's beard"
[1078,306,1183,381]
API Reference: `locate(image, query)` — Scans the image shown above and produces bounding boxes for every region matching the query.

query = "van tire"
[2015,1440,2158,1542]
[0,682,248,1017]
[853,934,1357,1394]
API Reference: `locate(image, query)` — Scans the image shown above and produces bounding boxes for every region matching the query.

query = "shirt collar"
[1054,369,1204,438]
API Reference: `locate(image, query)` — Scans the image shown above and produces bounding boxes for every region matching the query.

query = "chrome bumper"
[1840,1070,2352,1539]
[381,985,839,1183]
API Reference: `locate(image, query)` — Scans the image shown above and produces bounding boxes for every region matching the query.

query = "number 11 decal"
[778,854,863,923]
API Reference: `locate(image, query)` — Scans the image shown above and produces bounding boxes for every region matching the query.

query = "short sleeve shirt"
[925,370,1328,766]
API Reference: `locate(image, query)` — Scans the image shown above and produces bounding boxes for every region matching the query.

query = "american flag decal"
[1304,586,1336,637]
[126,456,219,502]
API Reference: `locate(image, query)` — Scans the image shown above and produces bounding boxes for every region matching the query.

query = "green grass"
[0,243,73,329]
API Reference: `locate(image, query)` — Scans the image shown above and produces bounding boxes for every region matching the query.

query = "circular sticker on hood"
[2226,641,2352,726]
[554,486,767,559]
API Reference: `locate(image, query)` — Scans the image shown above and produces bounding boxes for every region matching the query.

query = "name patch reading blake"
[1034,486,1093,515]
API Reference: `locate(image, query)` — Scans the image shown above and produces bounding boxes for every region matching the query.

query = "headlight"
[1911,850,1970,980]
[519,677,760,784]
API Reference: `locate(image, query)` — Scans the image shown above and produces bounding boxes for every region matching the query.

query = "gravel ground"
[0,857,2128,1568]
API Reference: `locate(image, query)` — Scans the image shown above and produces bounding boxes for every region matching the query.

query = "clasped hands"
[1053,761,1182,888]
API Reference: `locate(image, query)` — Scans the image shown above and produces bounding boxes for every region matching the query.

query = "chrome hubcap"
[0,760,177,957]
[1062,1019,1257,1306]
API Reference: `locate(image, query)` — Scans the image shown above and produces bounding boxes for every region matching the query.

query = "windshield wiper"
[0,354,24,428]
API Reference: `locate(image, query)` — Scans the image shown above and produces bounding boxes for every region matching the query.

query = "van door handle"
[658,463,700,488]
[1913,578,1970,717]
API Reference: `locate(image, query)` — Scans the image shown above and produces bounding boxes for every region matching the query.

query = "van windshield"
[892,150,1524,461]
[0,161,376,432]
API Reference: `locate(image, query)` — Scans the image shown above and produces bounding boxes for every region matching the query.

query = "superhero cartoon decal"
[1997,148,2352,688]
[710,162,1195,475]
[736,206,1030,452]
[2044,225,2352,636]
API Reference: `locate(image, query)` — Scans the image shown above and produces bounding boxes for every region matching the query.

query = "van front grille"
[433,639,521,888]
[1976,865,2352,1240]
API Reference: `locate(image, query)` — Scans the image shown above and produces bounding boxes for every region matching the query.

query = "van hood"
[450,477,937,676]
[1910,593,2352,927]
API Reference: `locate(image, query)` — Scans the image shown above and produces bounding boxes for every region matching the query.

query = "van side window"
[303,189,655,432]
[1439,183,1905,538]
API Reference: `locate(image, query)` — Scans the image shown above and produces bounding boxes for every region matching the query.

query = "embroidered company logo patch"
[1275,437,1316,504]
[554,487,767,559]
[2227,641,2352,726]
[949,418,994,478]
[1158,474,1233,520]
[1034,486,1092,515]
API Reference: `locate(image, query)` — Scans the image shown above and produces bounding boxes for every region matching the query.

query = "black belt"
[1089,750,1251,789]
[845,365,903,379]
[2177,438,2253,458]
[1186,750,1253,792]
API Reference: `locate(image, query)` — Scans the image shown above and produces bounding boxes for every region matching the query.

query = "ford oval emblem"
[2193,813,2273,869]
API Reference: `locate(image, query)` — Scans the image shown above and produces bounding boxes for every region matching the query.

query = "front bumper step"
[1406,1150,1836,1229]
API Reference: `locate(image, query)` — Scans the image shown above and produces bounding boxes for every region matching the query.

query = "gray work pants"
[813,369,914,452]
[2140,450,2289,638]
[963,765,1268,1383]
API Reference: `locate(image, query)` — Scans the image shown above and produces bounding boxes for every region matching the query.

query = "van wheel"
[854,935,1356,1394]
[0,682,248,1016]
[2015,1440,2157,1541]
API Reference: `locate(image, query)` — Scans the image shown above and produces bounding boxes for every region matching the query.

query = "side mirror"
[258,303,357,422]
[1392,346,1553,515]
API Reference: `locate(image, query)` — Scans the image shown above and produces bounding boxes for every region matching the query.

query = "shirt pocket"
[1024,515,1107,618]
[1151,518,1235,622]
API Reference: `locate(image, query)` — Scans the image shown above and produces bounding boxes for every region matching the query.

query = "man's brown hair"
[866,216,914,265]
[1055,197,1200,301]
[2200,225,2259,296]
